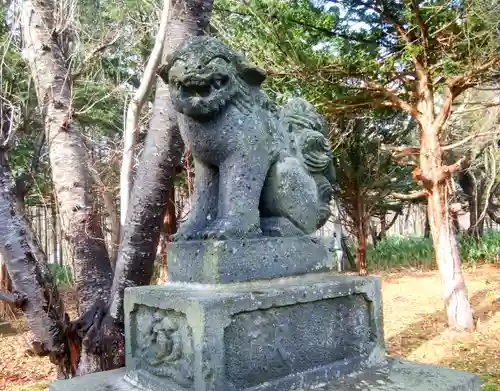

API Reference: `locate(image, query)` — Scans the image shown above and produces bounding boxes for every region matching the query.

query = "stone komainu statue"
[158,36,336,240]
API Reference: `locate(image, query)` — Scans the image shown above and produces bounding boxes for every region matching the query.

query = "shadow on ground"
[386,288,495,358]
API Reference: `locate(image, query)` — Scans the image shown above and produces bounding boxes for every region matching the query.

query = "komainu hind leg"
[260,157,319,235]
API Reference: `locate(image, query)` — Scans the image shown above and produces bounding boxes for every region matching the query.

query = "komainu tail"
[279,98,336,229]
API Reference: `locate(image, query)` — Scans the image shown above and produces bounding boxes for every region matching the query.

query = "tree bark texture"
[0,256,13,316]
[0,150,75,376]
[420,126,474,331]
[21,0,113,314]
[89,167,120,268]
[354,186,368,275]
[108,0,214,326]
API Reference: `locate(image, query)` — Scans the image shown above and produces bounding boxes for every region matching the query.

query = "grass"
[5,381,49,391]
[47,264,73,286]
[482,375,500,391]
[365,230,500,271]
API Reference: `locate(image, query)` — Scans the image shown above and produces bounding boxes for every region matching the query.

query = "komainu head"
[158,36,267,120]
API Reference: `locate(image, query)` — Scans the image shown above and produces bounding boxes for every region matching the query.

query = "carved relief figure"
[158,36,336,240]
[136,309,193,387]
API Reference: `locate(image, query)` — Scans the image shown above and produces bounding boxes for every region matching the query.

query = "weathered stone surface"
[49,358,481,391]
[167,236,336,283]
[303,358,481,391]
[123,274,385,391]
[157,36,336,241]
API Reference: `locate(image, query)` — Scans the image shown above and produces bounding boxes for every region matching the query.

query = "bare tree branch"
[410,0,429,62]
[392,190,429,200]
[121,0,171,226]
[366,81,421,120]
[441,157,467,176]
[71,32,121,79]
[441,131,499,151]
[380,144,420,155]
[452,101,500,115]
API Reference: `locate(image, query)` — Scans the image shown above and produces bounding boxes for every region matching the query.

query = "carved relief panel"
[130,306,194,389]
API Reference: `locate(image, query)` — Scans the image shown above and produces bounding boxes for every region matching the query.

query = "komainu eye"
[206,55,230,65]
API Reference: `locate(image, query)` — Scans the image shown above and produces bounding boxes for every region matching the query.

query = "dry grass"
[380,264,500,390]
[1,265,499,391]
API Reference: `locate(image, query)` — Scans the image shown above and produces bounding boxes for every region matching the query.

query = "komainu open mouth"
[179,74,230,99]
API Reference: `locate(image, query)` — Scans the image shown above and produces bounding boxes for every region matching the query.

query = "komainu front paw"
[170,222,205,241]
[201,217,261,240]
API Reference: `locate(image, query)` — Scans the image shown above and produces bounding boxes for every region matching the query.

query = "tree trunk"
[0,150,75,376]
[354,184,368,275]
[424,203,431,238]
[51,196,58,265]
[21,0,112,314]
[89,167,120,268]
[379,216,387,241]
[421,124,474,331]
[356,219,368,275]
[21,0,114,375]
[426,185,474,330]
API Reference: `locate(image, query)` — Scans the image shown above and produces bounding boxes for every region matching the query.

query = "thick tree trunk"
[427,185,474,330]
[0,150,75,376]
[108,0,214,325]
[20,0,113,375]
[421,125,474,331]
[21,0,112,314]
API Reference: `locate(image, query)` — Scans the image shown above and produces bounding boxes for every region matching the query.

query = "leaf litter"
[1,266,499,390]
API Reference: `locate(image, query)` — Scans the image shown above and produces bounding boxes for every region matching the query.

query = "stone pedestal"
[50,238,481,391]
[124,273,384,391]
[50,358,481,391]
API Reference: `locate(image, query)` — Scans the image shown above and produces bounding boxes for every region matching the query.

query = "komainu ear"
[233,54,266,86]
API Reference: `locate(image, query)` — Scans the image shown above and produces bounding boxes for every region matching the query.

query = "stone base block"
[303,358,482,391]
[167,237,336,283]
[49,358,481,391]
[123,274,385,391]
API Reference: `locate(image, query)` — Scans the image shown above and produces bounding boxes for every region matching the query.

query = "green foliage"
[48,264,73,287]
[213,1,423,241]
[481,374,500,391]
[460,232,500,263]
[365,231,500,270]
[366,235,435,270]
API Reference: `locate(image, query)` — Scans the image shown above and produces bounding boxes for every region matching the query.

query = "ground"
[1,265,499,391]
